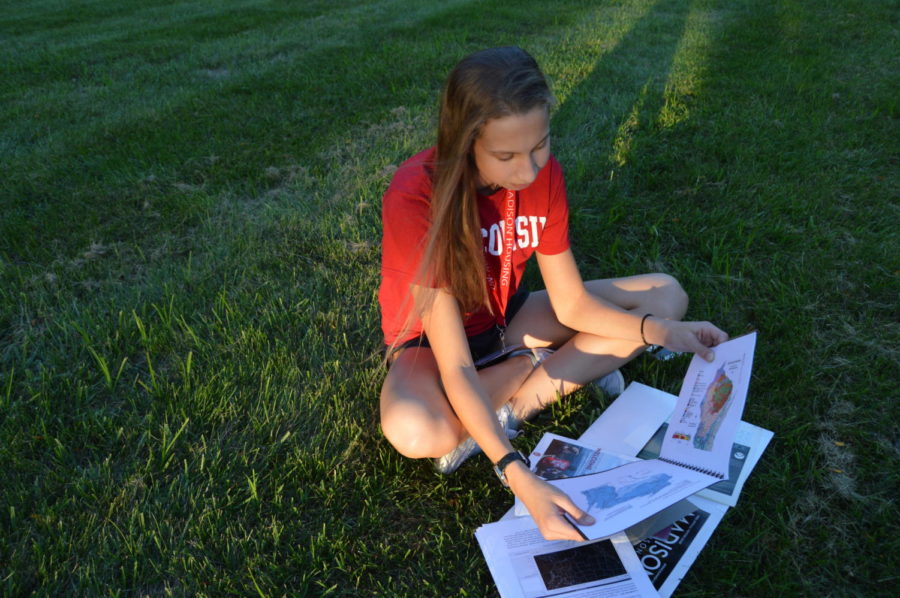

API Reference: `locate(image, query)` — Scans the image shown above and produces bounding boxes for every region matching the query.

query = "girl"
[378,46,727,541]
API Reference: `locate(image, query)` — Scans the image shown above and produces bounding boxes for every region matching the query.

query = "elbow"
[553,303,580,330]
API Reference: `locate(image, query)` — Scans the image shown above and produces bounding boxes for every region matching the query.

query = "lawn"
[1,0,897,595]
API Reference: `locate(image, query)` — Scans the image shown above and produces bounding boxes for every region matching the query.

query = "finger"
[681,332,716,362]
[554,494,595,526]
[704,324,729,345]
[541,513,588,542]
[700,329,729,360]
[692,325,728,361]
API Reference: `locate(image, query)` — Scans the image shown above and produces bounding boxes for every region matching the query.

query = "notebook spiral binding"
[659,457,725,479]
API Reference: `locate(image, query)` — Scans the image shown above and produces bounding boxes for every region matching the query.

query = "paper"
[579,382,676,455]
[475,516,658,597]
[632,495,728,598]
[637,419,773,507]
[659,332,756,476]
[548,334,757,540]
[624,499,697,545]
[480,334,769,596]
[513,433,638,516]
[527,433,637,479]
[549,459,719,540]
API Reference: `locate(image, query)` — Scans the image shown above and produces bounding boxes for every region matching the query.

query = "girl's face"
[472,106,550,192]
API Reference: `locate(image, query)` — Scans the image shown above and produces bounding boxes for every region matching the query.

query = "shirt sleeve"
[381,188,430,280]
[536,156,570,255]
[378,151,435,344]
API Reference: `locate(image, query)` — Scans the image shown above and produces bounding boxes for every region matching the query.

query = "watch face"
[494,451,529,487]
[493,463,510,488]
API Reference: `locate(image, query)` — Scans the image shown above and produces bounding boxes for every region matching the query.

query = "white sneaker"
[433,435,481,474]
[497,403,521,438]
[592,369,625,398]
[434,404,521,474]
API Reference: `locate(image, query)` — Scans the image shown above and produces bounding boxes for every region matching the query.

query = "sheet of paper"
[660,333,757,476]
[638,419,773,507]
[475,516,658,597]
[549,459,719,540]
[578,382,676,455]
[514,433,638,516]
[624,498,697,545]
[632,495,728,598]
[717,421,773,505]
[527,433,637,479]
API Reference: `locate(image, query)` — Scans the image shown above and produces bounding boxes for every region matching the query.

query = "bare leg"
[379,347,533,459]
[503,273,688,420]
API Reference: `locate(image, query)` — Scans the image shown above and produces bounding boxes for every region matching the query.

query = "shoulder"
[382,148,436,232]
[521,154,566,205]
[530,154,565,192]
[384,147,435,205]
[545,154,564,184]
[548,154,563,174]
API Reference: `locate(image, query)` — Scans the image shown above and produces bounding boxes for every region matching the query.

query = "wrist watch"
[493,450,530,488]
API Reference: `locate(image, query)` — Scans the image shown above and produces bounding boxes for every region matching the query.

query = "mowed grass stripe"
[0,0,897,595]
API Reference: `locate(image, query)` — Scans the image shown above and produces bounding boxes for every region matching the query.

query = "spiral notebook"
[548,332,757,541]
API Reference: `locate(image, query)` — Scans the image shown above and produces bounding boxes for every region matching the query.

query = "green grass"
[1,0,897,595]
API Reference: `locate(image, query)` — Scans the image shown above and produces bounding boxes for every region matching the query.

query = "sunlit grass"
[1,0,897,595]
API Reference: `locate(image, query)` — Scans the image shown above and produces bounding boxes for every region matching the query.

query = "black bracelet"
[640,313,653,345]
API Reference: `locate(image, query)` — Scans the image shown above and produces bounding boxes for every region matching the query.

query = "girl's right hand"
[505,461,595,541]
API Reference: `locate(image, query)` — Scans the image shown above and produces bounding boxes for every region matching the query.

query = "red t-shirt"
[379,147,570,345]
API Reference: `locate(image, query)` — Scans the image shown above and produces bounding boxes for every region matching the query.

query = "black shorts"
[385,288,531,367]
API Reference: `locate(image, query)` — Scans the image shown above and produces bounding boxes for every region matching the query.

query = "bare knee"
[631,273,688,320]
[648,273,689,320]
[380,400,459,459]
[587,273,688,321]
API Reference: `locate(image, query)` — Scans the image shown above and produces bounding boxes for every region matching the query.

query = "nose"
[515,154,540,187]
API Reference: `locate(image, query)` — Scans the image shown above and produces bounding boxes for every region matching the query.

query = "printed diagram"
[533,540,626,590]
[582,473,672,511]
[693,364,734,451]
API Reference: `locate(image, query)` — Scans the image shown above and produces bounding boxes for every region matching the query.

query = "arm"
[536,249,728,360]
[417,286,511,461]
[415,285,594,540]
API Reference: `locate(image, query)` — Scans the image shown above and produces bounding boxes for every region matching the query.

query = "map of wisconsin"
[582,473,673,511]
[693,364,734,451]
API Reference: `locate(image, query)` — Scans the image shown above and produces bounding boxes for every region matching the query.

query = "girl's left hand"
[647,318,728,362]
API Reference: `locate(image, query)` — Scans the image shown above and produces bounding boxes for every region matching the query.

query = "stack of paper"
[476,333,773,597]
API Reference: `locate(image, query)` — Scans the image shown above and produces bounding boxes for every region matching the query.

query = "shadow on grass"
[2,0,599,262]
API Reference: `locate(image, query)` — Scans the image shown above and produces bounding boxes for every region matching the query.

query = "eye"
[496,154,514,162]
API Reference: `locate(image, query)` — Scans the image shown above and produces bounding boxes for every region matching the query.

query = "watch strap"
[493,450,530,487]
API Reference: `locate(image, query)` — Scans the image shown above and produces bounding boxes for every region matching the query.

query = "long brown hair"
[419,46,555,314]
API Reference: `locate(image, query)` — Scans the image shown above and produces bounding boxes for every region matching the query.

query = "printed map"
[582,473,672,511]
[693,364,734,451]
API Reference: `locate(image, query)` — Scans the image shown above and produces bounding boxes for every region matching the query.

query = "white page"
[475,516,658,598]
[637,419,774,507]
[549,459,719,540]
[578,382,676,455]
[514,433,638,516]
[660,333,757,476]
